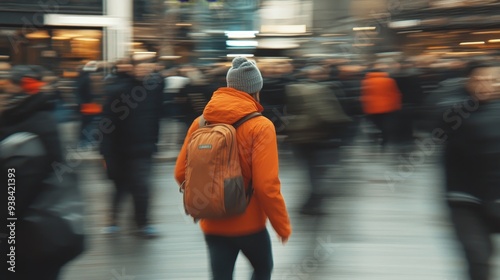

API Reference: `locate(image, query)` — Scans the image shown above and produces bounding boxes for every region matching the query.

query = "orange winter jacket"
[174,87,292,239]
[361,72,402,115]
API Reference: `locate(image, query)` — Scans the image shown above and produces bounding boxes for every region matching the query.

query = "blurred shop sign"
[0,30,17,36]
[41,50,57,58]
[388,19,421,29]
[430,0,496,8]
[260,25,307,35]
[257,38,300,49]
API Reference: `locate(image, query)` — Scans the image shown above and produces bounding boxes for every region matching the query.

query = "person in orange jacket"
[361,64,402,151]
[174,57,292,280]
[75,62,104,149]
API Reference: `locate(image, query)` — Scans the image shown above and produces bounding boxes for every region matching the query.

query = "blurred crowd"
[0,54,493,143]
[1,53,500,280]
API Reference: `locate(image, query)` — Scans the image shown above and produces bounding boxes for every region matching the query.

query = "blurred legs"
[204,234,240,280]
[205,229,274,280]
[450,204,493,280]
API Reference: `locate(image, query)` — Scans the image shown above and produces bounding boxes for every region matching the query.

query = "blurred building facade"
[388,0,500,58]
[0,0,132,75]
[2,0,499,73]
[312,0,500,61]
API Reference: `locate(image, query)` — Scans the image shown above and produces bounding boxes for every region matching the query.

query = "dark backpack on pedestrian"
[284,82,352,143]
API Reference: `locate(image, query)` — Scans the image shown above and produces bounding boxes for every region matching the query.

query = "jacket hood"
[203,87,263,124]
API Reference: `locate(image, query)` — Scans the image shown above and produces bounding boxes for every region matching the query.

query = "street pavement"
[57,119,500,280]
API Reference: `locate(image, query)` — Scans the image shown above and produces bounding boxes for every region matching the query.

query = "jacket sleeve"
[174,118,200,185]
[251,120,292,239]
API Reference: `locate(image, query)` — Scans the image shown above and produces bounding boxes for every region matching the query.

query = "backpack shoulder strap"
[231,112,262,203]
[199,112,262,129]
[198,115,207,128]
[233,112,262,129]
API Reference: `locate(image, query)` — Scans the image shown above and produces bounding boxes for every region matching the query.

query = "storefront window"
[0,28,102,76]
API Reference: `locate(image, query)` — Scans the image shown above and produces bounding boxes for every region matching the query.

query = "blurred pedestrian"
[178,65,215,126]
[164,66,191,119]
[0,65,85,280]
[260,62,293,134]
[100,59,164,238]
[174,57,292,280]
[337,63,365,143]
[437,60,500,280]
[75,61,105,149]
[361,61,402,154]
[285,65,352,215]
[393,59,424,153]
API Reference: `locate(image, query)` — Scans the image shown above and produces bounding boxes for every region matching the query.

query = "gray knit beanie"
[226,57,263,94]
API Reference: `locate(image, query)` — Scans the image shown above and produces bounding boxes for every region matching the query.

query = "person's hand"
[278,236,289,245]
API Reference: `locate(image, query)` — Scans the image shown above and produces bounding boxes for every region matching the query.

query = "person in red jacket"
[361,64,402,151]
[175,57,291,280]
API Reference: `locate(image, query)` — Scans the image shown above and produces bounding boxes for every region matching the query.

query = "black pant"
[293,144,340,208]
[104,156,153,228]
[79,114,99,145]
[397,109,415,146]
[204,229,274,280]
[367,112,398,148]
[449,204,493,280]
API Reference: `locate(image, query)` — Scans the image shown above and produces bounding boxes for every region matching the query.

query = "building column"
[106,0,133,61]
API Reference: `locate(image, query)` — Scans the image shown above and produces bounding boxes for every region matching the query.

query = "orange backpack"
[181,112,262,220]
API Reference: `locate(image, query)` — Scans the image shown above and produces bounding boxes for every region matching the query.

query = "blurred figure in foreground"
[175,57,291,280]
[0,66,84,279]
[100,59,164,238]
[285,65,351,215]
[436,60,500,280]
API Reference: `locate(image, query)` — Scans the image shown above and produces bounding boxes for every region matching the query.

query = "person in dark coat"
[338,64,365,143]
[100,60,164,238]
[0,65,82,280]
[177,66,215,127]
[0,66,63,211]
[75,62,105,148]
[436,60,500,280]
[393,60,424,152]
[260,63,293,134]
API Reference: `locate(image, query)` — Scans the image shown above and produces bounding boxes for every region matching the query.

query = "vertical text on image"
[7,168,17,273]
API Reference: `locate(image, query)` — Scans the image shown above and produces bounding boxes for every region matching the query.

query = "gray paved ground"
[57,120,500,280]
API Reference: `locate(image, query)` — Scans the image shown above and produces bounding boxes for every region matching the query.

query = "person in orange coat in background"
[174,57,291,280]
[361,62,402,152]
